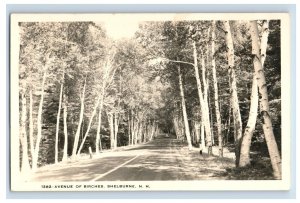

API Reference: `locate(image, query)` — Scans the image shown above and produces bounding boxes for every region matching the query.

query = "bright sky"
[103,15,140,40]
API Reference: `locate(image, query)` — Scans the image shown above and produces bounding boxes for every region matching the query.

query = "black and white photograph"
[10,13,291,191]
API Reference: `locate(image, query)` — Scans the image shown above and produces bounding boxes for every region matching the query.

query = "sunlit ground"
[30,135,236,182]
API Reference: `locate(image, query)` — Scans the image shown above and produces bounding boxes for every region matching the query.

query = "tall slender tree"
[177,64,192,150]
[224,21,243,166]
[249,20,281,179]
[240,20,269,167]
[211,20,223,157]
[192,41,212,155]
[62,93,69,162]
[54,72,64,164]
[20,91,31,173]
[71,79,86,159]
[32,53,50,171]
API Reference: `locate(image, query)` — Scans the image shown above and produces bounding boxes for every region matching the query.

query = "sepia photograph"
[10,13,291,191]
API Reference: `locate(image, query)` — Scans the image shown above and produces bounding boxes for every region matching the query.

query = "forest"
[17,19,282,180]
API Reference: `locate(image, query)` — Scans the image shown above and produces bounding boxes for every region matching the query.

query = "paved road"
[32,134,234,181]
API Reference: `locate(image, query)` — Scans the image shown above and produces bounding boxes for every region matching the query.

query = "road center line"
[90,154,141,182]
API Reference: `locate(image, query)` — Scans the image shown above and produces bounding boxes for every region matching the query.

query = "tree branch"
[216,25,226,34]
[162,58,194,67]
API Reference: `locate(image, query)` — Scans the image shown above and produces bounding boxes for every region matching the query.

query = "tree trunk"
[206,28,214,146]
[191,126,195,144]
[177,64,192,150]
[207,78,214,146]
[200,122,206,151]
[239,74,258,166]
[141,122,145,143]
[32,70,47,171]
[55,82,63,164]
[240,20,269,167]
[77,93,103,155]
[134,120,138,145]
[108,113,115,149]
[128,112,131,145]
[144,123,147,143]
[145,123,148,142]
[71,79,86,159]
[194,121,200,144]
[193,42,212,155]
[136,120,141,144]
[173,117,178,139]
[224,20,243,166]
[131,112,134,145]
[114,112,119,149]
[250,20,281,179]
[225,103,232,144]
[260,20,269,66]
[173,116,183,140]
[29,89,34,161]
[95,95,104,154]
[150,122,156,140]
[211,20,223,157]
[173,117,179,139]
[62,94,68,162]
[201,52,209,112]
[20,92,31,173]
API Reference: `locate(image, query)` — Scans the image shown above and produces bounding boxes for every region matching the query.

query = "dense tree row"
[136,19,281,179]
[18,19,282,179]
[18,22,162,173]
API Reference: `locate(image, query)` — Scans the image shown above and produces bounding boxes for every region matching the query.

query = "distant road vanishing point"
[31,134,234,182]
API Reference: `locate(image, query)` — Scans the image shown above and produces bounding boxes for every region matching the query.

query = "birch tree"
[62,93,69,161]
[249,20,281,179]
[67,22,107,158]
[19,90,31,173]
[94,54,115,153]
[71,79,86,158]
[239,20,269,167]
[211,20,223,157]
[192,40,212,155]
[224,21,243,166]
[177,64,192,149]
[54,71,64,164]
[29,89,34,164]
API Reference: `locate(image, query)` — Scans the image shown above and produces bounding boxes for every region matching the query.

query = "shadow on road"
[31,136,235,181]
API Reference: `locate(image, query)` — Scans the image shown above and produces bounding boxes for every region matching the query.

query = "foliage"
[18,18,281,179]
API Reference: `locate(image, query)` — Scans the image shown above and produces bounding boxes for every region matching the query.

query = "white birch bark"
[114,112,119,149]
[200,122,206,151]
[194,121,200,144]
[95,96,104,154]
[62,94,68,162]
[134,120,138,145]
[108,113,115,149]
[32,70,47,171]
[55,82,63,163]
[71,79,86,159]
[20,92,31,173]
[240,20,269,167]
[177,64,192,150]
[224,20,243,166]
[77,93,103,155]
[193,41,212,155]
[29,89,34,161]
[250,20,281,179]
[128,112,131,145]
[131,111,134,145]
[211,20,223,157]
